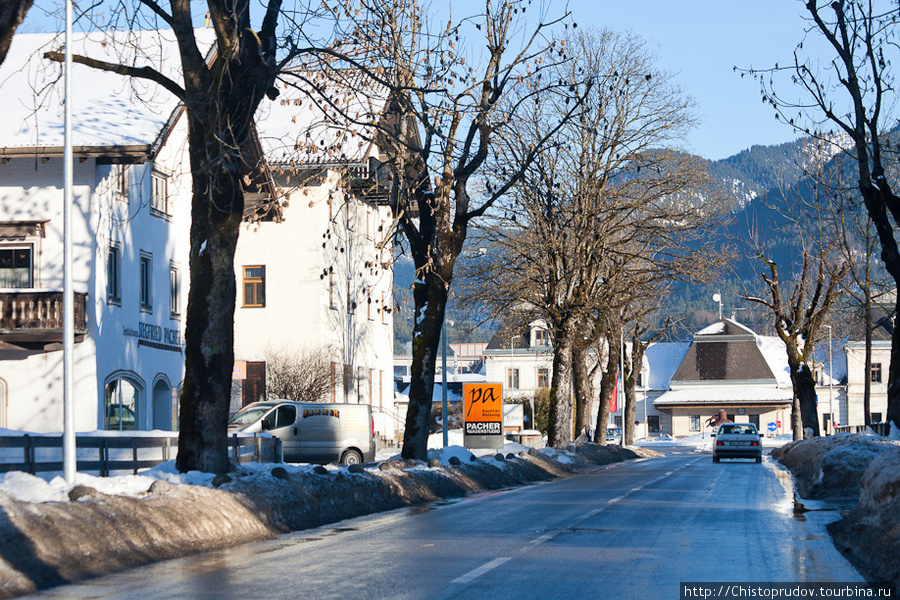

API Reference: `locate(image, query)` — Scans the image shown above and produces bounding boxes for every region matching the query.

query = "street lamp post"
[824,324,834,435]
[441,319,454,448]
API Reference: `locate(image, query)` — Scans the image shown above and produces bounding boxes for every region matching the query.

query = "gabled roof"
[0,30,216,154]
[256,69,390,167]
[485,318,532,351]
[670,318,778,384]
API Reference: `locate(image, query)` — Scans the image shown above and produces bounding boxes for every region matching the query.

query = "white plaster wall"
[233,170,395,422]
[0,117,191,433]
[91,116,191,431]
[846,342,890,425]
[0,158,100,432]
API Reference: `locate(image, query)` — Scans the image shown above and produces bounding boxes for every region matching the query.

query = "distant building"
[479,316,862,439]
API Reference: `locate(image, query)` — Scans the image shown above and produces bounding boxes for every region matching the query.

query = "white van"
[228,401,376,465]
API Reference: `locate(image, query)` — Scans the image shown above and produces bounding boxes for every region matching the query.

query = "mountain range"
[391,135,869,347]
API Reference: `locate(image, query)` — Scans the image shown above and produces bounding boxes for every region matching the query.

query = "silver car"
[712,423,762,463]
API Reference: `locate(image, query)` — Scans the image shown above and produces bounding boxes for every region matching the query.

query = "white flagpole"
[62,0,76,484]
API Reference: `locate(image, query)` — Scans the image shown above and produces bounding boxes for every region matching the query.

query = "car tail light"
[716,441,724,446]
[371,416,375,438]
[751,441,759,446]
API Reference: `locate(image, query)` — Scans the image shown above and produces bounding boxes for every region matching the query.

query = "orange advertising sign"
[232,360,247,380]
[464,383,503,436]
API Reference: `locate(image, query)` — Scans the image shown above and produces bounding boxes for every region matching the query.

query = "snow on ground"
[637,432,792,453]
[0,428,566,504]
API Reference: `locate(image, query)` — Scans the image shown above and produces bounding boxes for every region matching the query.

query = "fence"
[833,422,892,436]
[0,433,281,476]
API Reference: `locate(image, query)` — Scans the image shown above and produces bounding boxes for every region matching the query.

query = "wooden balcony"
[0,291,87,351]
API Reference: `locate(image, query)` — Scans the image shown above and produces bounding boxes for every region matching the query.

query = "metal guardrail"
[833,422,891,436]
[0,433,281,476]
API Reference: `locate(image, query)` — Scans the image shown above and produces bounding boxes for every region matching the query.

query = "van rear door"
[297,406,343,463]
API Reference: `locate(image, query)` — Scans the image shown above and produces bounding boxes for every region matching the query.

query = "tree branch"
[43,51,186,100]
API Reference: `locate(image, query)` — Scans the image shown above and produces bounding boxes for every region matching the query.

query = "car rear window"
[719,424,757,435]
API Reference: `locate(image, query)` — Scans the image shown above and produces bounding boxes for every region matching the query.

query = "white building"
[231,73,397,441]
[482,316,860,439]
[0,31,203,432]
[0,33,398,439]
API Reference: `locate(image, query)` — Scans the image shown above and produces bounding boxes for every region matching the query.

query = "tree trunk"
[791,395,802,441]
[856,182,900,433]
[0,0,32,66]
[547,323,576,449]
[623,338,646,446]
[176,124,244,474]
[888,293,900,433]
[572,340,592,439]
[593,335,620,445]
[400,273,448,460]
[790,361,820,438]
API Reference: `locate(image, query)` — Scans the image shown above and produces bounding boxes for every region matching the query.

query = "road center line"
[450,557,512,584]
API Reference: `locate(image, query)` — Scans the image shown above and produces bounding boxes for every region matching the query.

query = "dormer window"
[533,328,549,347]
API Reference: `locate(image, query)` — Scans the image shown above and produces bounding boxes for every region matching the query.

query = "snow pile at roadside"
[0,440,654,599]
[771,431,898,498]
[772,433,900,590]
[858,446,900,510]
[829,444,900,590]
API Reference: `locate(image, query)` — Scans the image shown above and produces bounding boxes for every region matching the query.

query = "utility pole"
[62,0,76,484]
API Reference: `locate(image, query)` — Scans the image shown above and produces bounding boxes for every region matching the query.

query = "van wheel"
[341,449,363,465]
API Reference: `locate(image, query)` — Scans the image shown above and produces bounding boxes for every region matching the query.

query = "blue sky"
[22,0,815,161]
[565,0,813,160]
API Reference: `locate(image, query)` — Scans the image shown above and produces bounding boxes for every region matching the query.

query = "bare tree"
[822,153,895,427]
[463,28,727,448]
[308,0,586,459]
[264,346,333,403]
[748,251,846,439]
[45,0,325,473]
[749,0,900,431]
[621,304,671,446]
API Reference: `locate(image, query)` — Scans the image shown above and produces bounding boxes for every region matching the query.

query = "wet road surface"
[23,446,863,599]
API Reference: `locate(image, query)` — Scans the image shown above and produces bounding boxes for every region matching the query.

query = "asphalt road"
[24,446,864,599]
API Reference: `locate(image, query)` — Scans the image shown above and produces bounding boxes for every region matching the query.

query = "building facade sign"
[123,322,183,353]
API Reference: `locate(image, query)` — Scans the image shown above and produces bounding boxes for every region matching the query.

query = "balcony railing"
[0,291,87,348]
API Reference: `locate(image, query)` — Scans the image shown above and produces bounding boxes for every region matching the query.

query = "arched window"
[105,376,143,431]
[152,377,173,430]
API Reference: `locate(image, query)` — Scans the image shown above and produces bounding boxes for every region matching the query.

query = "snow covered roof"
[756,335,793,388]
[256,70,389,166]
[644,341,690,390]
[653,386,792,406]
[0,30,216,152]
[695,318,755,338]
[672,319,778,384]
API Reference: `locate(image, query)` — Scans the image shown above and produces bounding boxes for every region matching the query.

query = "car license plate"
[724,441,751,446]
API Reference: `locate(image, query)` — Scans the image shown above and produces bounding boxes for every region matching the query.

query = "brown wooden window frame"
[871,362,883,383]
[242,265,266,308]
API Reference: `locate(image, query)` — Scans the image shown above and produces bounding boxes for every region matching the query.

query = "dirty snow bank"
[0,442,655,598]
[770,431,897,498]
[772,433,900,591]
